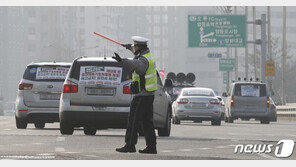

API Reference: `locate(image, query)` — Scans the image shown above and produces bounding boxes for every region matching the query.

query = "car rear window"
[70,61,132,83]
[234,84,267,97]
[182,89,215,97]
[23,65,70,82]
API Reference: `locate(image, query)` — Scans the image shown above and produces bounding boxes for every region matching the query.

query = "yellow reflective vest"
[132,52,158,92]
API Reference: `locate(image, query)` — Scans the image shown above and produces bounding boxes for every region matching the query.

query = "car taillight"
[177,98,189,104]
[210,99,220,105]
[267,96,270,108]
[123,83,132,94]
[63,84,78,93]
[18,83,33,90]
[231,95,234,107]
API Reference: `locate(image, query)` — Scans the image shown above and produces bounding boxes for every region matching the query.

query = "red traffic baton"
[93,32,122,46]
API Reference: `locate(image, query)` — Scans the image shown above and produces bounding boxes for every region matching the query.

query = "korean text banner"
[79,66,122,86]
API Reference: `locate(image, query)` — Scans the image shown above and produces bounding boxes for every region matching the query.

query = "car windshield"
[182,89,215,97]
[23,65,70,82]
[234,84,267,97]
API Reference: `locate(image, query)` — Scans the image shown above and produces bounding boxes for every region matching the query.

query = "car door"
[153,73,167,127]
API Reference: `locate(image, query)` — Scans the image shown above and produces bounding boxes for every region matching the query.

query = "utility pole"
[282,6,287,104]
[267,6,273,96]
[253,7,257,79]
[247,15,267,83]
[234,6,238,81]
[245,7,249,80]
[225,6,232,92]
[260,14,267,83]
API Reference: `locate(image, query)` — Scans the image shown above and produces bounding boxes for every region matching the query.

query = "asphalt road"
[0,116,295,160]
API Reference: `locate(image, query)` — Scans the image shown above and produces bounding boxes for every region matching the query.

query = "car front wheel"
[260,119,270,124]
[172,116,180,124]
[158,108,171,137]
[211,119,221,126]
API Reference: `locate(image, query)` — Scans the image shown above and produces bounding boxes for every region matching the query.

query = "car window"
[23,65,70,82]
[70,61,132,83]
[182,89,215,97]
[234,84,266,97]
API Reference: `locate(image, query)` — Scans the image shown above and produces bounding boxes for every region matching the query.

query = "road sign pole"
[226,48,230,92]
[261,14,267,83]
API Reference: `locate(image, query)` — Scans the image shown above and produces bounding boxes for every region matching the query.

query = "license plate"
[87,88,115,96]
[40,93,60,100]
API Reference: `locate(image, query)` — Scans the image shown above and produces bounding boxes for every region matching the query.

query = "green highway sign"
[219,58,235,71]
[188,15,246,47]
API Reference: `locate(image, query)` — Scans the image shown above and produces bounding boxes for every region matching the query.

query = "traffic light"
[166,72,196,85]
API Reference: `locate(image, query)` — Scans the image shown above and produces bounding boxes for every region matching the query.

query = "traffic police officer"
[112,36,158,154]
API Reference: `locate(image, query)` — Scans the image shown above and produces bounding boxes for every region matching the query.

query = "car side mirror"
[164,79,173,87]
[222,92,227,97]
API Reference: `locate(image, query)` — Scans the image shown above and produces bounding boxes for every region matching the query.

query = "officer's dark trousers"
[125,95,156,147]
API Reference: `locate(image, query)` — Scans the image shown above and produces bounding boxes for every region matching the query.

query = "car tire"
[34,122,45,129]
[211,119,221,126]
[260,119,270,124]
[15,117,27,129]
[172,116,180,125]
[225,117,228,123]
[227,117,234,123]
[158,108,171,137]
[60,121,74,135]
[84,127,96,136]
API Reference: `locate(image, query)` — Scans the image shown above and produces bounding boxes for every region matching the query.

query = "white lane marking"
[228,133,237,135]
[85,155,97,158]
[12,144,24,146]
[64,152,80,154]
[199,148,211,150]
[215,146,228,149]
[179,149,193,152]
[161,150,173,153]
[37,153,55,156]
[56,137,66,142]
[258,153,280,160]
[32,143,45,145]
[55,147,65,152]
[227,145,237,147]
[3,129,11,131]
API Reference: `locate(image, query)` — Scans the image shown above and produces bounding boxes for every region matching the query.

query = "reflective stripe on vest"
[132,52,158,92]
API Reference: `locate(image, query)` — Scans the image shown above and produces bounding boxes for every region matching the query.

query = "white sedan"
[172,87,223,126]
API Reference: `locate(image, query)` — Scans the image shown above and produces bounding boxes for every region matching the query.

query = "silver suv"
[59,57,172,136]
[15,62,71,129]
[223,81,275,124]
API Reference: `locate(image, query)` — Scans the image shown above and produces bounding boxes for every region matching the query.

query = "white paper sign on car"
[79,66,122,86]
[36,67,69,80]
[241,85,260,97]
